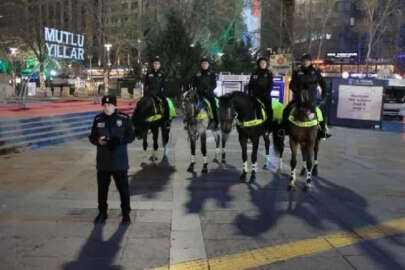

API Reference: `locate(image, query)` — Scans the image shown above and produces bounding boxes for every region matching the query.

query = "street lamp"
[104,44,112,94]
[9,48,18,90]
[137,39,141,64]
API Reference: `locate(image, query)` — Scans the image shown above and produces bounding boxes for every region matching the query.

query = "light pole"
[9,48,18,91]
[104,43,112,94]
[137,39,141,64]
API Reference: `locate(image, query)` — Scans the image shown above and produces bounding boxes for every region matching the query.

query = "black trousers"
[97,170,131,214]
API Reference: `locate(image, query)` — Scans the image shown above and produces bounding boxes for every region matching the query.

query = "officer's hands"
[98,136,107,146]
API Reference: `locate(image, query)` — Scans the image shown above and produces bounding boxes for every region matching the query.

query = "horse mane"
[220,91,247,105]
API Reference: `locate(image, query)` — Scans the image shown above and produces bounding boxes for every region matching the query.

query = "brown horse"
[287,91,320,192]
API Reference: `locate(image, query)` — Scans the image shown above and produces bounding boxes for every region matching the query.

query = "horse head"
[132,97,152,139]
[219,92,237,134]
[295,90,316,123]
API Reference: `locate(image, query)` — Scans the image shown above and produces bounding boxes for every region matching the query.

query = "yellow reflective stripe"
[316,107,323,122]
[146,114,162,122]
[236,105,267,128]
[197,112,208,120]
[202,98,213,119]
[288,115,318,127]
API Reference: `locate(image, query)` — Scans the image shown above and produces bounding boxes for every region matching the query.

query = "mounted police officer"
[89,95,135,225]
[248,56,274,131]
[281,53,331,138]
[191,57,218,129]
[143,56,169,120]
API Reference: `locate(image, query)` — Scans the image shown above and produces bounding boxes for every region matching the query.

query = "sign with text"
[44,27,85,61]
[271,75,285,104]
[329,78,386,129]
[337,85,383,121]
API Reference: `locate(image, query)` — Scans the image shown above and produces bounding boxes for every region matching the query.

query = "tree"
[178,0,247,56]
[220,38,255,74]
[144,10,203,96]
[358,0,403,62]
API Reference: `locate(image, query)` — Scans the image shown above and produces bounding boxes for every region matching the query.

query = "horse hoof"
[288,184,296,192]
[313,166,318,176]
[249,175,257,184]
[201,164,208,174]
[304,183,312,192]
[240,172,247,182]
[213,158,219,163]
[187,163,195,173]
[221,158,226,164]
[262,164,268,170]
[300,167,306,176]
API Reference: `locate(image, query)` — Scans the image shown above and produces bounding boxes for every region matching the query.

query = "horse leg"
[250,136,259,184]
[221,132,229,164]
[239,134,248,182]
[263,134,271,170]
[304,143,314,192]
[300,147,307,176]
[149,127,159,162]
[288,139,298,191]
[142,133,148,152]
[187,139,196,172]
[201,131,208,174]
[313,138,320,176]
[213,131,220,163]
[162,121,170,158]
[272,126,285,173]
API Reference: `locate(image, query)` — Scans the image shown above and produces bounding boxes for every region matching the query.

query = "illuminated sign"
[44,27,85,61]
[337,84,383,121]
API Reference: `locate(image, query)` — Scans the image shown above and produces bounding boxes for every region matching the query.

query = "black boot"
[319,121,331,139]
[94,211,108,224]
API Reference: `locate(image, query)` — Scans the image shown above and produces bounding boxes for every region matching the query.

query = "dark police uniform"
[144,69,166,97]
[191,66,218,127]
[143,57,169,120]
[89,96,135,223]
[248,60,274,129]
[282,62,330,137]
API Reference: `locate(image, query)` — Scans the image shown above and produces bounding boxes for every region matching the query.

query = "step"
[0,119,93,140]
[0,125,91,146]
[0,107,133,132]
[0,106,133,126]
[0,130,91,155]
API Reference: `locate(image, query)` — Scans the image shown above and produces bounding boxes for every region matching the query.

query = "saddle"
[144,95,176,122]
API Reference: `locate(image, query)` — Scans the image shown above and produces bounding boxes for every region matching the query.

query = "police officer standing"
[281,54,331,138]
[248,56,274,131]
[89,95,135,224]
[191,57,218,129]
[143,56,169,120]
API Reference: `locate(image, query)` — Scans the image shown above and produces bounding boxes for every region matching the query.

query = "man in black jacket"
[281,54,331,138]
[191,57,218,129]
[143,56,170,120]
[89,95,135,224]
[248,56,274,131]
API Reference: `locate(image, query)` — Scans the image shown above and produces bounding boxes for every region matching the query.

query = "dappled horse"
[219,92,283,184]
[182,88,221,174]
[131,95,174,161]
[286,90,320,191]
